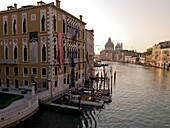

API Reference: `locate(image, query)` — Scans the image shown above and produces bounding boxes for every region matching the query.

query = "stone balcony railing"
[0,59,18,64]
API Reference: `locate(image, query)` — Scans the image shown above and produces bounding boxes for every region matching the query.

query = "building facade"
[0,1,86,92]
[85,29,94,81]
[151,41,170,69]
[100,37,114,61]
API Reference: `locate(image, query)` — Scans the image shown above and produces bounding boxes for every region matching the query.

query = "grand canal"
[13,62,170,128]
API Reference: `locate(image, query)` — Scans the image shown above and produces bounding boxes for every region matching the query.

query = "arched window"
[41,15,45,31]
[5,46,8,59]
[70,49,73,59]
[4,21,7,35]
[13,19,16,34]
[54,45,57,59]
[75,50,78,58]
[24,45,27,62]
[23,18,26,33]
[67,48,69,58]
[14,46,17,59]
[63,19,65,33]
[63,47,65,59]
[53,15,56,31]
[42,44,46,61]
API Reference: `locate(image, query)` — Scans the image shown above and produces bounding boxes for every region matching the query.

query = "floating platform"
[39,101,82,115]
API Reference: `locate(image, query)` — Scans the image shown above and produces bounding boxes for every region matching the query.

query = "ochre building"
[0,1,86,92]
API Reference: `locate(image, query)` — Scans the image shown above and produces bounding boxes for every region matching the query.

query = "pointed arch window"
[67,48,69,58]
[13,19,16,34]
[41,15,45,31]
[54,45,57,59]
[63,19,65,33]
[14,46,18,59]
[5,46,8,59]
[23,18,26,33]
[4,21,7,35]
[63,47,65,59]
[24,45,28,62]
[42,44,46,62]
[53,15,56,31]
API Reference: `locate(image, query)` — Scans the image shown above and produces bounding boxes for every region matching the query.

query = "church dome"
[105,37,114,50]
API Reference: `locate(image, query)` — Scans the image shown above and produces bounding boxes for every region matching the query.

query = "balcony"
[0,59,18,65]
[64,58,70,64]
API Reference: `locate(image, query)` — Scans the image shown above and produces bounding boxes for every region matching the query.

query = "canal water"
[13,62,170,128]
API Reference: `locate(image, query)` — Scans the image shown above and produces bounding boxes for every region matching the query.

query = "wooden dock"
[39,101,82,115]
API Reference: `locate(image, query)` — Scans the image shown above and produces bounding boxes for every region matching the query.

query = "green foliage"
[144,48,152,55]
[0,92,24,110]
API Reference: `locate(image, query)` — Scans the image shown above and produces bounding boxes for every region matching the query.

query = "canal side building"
[151,41,170,69]
[85,29,94,82]
[0,0,86,93]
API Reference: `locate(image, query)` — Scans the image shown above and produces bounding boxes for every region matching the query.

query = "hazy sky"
[1,0,170,53]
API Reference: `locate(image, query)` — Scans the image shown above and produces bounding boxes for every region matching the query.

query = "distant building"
[151,41,170,69]
[100,37,114,61]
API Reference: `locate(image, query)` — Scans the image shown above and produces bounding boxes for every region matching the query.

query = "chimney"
[56,0,60,8]
[14,3,17,9]
[79,15,82,21]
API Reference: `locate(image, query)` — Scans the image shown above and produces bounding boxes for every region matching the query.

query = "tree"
[144,48,152,55]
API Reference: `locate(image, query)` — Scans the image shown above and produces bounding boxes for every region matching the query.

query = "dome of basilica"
[105,37,114,50]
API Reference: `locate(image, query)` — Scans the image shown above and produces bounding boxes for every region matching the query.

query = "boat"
[71,95,104,107]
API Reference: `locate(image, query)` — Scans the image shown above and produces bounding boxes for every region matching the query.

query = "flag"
[57,32,63,70]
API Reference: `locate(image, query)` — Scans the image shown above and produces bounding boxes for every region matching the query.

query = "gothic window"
[4,21,7,35]
[64,78,66,84]
[64,66,66,74]
[53,15,56,31]
[83,29,84,39]
[54,45,57,59]
[42,44,46,62]
[24,45,28,62]
[75,50,77,58]
[14,46,18,59]
[63,19,65,33]
[55,67,57,75]
[67,74,69,84]
[5,46,8,59]
[41,15,45,31]
[74,50,76,58]
[55,81,58,87]
[78,49,80,58]
[67,49,70,58]
[63,47,65,59]
[13,19,16,34]
[23,18,26,33]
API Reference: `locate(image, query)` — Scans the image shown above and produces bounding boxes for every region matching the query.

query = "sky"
[2,0,170,54]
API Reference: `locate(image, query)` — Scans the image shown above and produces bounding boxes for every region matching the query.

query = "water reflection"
[12,62,170,128]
